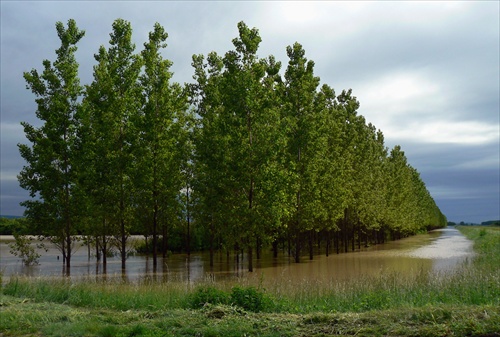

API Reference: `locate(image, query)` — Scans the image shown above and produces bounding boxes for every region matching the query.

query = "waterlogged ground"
[405,227,475,273]
[0,227,474,284]
[2,227,498,337]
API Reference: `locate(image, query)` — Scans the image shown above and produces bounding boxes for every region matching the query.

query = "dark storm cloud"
[423,167,500,224]
[1,1,498,223]
[393,140,499,223]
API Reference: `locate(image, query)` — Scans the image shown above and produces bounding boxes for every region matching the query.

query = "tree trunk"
[294,233,301,263]
[325,230,330,257]
[186,186,191,256]
[309,230,314,260]
[152,208,158,268]
[162,225,167,258]
[335,230,340,254]
[343,209,349,253]
[95,235,101,261]
[351,226,355,252]
[209,221,214,268]
[272,240,278,258]
[102,235,107,266]
[256,236,261,260]
[66,233,71,272]
[248,245,253,272]
[121,217,126,270]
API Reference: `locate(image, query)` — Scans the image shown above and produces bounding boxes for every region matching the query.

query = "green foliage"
[481,220,500,226]
[18,19,86,269]
[188,286,230,309]
[0,217,27,235]
[230,286,271,312]
[8,234,47,266]
[18,18,446,271]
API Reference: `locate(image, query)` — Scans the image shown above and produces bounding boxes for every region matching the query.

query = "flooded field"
[0,227,474,284]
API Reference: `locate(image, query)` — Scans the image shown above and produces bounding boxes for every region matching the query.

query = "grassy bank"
[1,226,499,336]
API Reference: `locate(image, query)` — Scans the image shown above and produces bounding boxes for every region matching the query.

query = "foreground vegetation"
[1,226,499,336]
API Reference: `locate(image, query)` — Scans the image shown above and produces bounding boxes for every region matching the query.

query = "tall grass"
[2,276,193,311]
[3,226,499,314]
[231,225,499,312]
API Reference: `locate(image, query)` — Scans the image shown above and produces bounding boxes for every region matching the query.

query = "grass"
[1,226,499,336]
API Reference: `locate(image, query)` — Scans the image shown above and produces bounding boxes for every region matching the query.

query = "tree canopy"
[18,19,447,272]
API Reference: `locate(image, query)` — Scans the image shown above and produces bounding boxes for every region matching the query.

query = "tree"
[190,51,227,267]
[333,89,363,252]
[83,19,142,270]
[281,42,322,262]
[312,84,345,255]
[192,22,288,271]
[136,22,189,268]
[219,22,289,271]
[8,234,47,266]
[385,145,414,239]
[18,19,85,273]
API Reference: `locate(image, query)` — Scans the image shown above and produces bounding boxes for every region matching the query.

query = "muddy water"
[0,227,474,284]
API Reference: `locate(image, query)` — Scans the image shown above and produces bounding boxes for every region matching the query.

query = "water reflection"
[0,227,473,284]
[405,227,474,273]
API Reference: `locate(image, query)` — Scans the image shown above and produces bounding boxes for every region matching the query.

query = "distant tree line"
[18,19,447,273]
[0,217,27,235]
[448,221,500,227]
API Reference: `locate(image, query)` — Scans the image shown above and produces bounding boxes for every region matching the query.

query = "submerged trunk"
[120,217,126,270]
[247,245,253,272]
[209,220,214,268]
[272,240,279,258]
[294,233,301,263]
[325,231,330,257]
[309,230,314,260]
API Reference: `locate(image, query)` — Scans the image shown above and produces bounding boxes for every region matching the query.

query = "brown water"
[0,227,473,284]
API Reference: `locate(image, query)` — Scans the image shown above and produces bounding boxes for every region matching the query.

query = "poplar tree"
[192,22,287,271]
[18,19,85,272]
[137,23,188,268]
[191,51,227,267]
[84,19,142,270]
[223,22,288,271]
[385,145,414,239]
[281,43,321,262]
[334,89,362,251]
[313,84,345,255]
[360,127,388,242]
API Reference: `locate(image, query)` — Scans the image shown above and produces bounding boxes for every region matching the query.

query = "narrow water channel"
[0,227,474,284]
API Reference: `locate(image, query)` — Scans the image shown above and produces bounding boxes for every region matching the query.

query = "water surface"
[0,227,473,284]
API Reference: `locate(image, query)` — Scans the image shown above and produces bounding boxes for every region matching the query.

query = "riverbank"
[1,226,499,336]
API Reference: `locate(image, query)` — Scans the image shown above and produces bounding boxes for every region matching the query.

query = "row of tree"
[18,19,446,273]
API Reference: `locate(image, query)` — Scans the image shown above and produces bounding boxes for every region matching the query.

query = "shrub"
[8,234,46,266]
[230,286,270,312]
[189,286,229,309]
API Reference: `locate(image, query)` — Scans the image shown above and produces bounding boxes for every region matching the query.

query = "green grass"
[1,226,499,336]
[1,295,498,336]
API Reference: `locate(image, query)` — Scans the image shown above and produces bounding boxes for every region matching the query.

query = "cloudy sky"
[1,1,499,223]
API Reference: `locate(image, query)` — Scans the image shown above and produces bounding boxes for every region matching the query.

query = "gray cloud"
[1,1,498,223]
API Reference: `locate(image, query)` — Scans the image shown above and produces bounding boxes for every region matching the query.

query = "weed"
[230,286,269,312]
[99,325,119,337]
[128,323,146,337]
[188,286,229,309]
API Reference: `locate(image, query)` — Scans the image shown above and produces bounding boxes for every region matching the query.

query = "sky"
[1,1,499,224]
